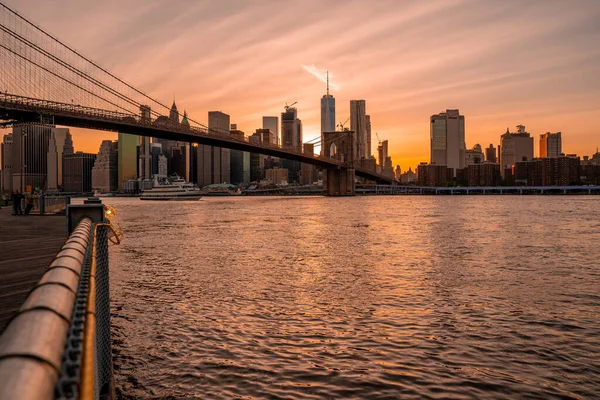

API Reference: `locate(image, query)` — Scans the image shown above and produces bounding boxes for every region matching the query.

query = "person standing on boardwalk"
[24,193,36,215]
[16,191,24,215]
[11,191,19,215]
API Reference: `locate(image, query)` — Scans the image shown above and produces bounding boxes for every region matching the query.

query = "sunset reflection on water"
[109,196,600,399]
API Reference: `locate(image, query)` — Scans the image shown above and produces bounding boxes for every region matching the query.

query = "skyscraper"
[197,111,231,186]
[321,72,335,153]
[430,109,466,175]
[366,115,372,159]
[63,152,96,193]
[301,143,318,185]
[47,128,73,191]
[281,107,302,149]
[118,132,139,190]
[281,106,302,184]
[11,124,53,192]
[229,127,249,185]
[485,144,497,163]
[91,140,118,193]
[350,100,367,160]
[138,106,152,180]
[150,143,162,177]
[540,132,562,158]
[153,101,180,164]
[262,116,279,145]
[1,134,13,194]
[499,125,534,176]
[465,144,484,166]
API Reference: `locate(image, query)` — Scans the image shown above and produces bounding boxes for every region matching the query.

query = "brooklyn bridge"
[0,3,392,195]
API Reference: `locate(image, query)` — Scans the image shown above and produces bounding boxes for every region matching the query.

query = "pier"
[0,208,66,333]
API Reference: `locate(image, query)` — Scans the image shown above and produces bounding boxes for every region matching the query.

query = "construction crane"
[284,101,297,111]
[376,132,382,145]
[337,117,350,131]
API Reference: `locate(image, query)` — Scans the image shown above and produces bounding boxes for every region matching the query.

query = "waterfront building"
[197,111,231,186]
[63,152,96,193]
[542,155,579,186]
[248,134,265,182]
[150,143,162,177]
[499,125,534,177]
[581,149,600,184]
[417,163,450,187]
[366,115,372,159]
[467,163,501,186]
[395,165,401,180]
[465,144,484,166]
[399,167,416,183]
[11,124,53,192]
[512,156,578,186]
[158,155,168,178]
[46,133,59,192]
[91,140,118,192]
[300,143,317,185]
[430,109,466,176]
[377,139,394,177]
[321,75,335,153]
[513,159,543,186]
[170,145,188,178]
[262,116,279,145]
[350,100,367,160]
[118,132,139,190]
[358,156,377,173]
[281,107,302,183]
[281,107,302,149]
[229,127,249,185]
[539,132,562,158]
[139,136,151,180]
[485,144,497,163]
[266,168,289,185]
[1,134,13,194]
[254,128,274,145]
[46,128,73,192]
[153,101,181,163]
[378,140,388,169]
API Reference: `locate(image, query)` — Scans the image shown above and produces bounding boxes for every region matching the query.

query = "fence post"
[39,195,45,215]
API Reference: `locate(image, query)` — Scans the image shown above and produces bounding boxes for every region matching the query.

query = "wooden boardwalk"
[0,207,67,334]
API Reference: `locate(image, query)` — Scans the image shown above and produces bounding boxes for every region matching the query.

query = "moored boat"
[140,176,203,201]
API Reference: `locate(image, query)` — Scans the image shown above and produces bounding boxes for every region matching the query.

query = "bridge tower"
[322,130,355,196]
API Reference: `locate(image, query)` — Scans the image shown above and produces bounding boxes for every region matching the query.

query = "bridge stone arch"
[323,131,354,166]
[322,131,355,196]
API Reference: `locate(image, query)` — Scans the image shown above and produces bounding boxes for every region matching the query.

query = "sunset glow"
[4,0,600,169]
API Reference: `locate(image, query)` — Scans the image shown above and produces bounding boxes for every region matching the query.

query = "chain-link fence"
[0,200,121,400]
[94,224,113,398]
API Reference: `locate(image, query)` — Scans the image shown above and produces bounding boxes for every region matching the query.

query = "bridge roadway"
[0,93,392,184]
[0,207,66,334]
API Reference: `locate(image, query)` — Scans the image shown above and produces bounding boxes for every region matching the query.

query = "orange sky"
[3,0,600,170]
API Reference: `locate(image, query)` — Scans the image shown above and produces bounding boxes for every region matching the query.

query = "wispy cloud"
[302,65,341,91]
[4,0,600,167]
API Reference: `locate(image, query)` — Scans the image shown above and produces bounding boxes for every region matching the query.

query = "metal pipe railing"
[0,217,92,400]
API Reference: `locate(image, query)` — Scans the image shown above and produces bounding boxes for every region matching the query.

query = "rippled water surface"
[108,196,600,399]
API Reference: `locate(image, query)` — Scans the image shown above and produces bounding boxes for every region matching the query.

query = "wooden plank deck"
[0,207,67,334]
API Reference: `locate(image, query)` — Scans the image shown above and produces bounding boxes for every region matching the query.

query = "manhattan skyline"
[3,0,600,169]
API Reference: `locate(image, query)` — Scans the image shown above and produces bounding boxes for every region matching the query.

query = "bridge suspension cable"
[0,2,210,130]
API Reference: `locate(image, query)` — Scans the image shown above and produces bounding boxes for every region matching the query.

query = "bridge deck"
[0,207,66,334]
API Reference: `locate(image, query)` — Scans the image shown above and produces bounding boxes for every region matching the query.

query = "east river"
[107,196,600,399]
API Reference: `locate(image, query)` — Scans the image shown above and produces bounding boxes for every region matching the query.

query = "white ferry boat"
[140,176,203,201]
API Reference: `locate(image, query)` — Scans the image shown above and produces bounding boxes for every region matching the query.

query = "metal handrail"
[80,221,120,400]
[0,217,92,400]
